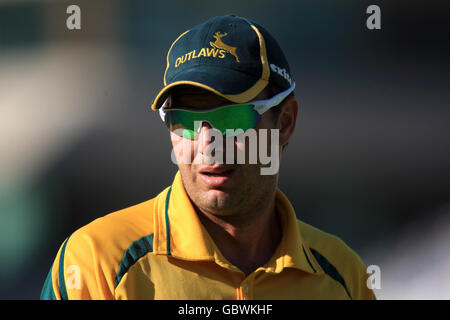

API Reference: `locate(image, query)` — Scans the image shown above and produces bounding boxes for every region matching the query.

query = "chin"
[203,188,231,204]
[198,189,238,214]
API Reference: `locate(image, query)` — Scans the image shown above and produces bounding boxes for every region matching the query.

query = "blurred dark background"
[1,0,449,299]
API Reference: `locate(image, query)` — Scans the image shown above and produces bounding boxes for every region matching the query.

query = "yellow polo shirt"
[41,171,376,300]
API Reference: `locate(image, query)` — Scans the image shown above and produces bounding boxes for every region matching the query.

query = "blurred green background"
[1,0,449,299]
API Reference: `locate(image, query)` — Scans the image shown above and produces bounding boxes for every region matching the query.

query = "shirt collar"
[153,171,319,275]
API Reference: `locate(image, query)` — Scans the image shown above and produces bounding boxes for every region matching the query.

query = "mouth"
[198,167,235,187]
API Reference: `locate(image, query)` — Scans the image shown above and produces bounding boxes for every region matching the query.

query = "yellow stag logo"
[210,32,240,63]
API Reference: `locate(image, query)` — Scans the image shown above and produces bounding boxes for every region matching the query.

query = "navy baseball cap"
[151,15,293,110]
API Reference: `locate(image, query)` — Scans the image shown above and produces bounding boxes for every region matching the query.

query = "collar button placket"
[239,275,254,300]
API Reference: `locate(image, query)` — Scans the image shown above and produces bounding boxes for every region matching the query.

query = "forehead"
[167,85,270,109]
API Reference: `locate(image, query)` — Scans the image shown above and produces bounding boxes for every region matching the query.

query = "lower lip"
[199,170,234,187]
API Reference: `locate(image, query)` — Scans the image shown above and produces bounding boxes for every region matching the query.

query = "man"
[41,15,376,300]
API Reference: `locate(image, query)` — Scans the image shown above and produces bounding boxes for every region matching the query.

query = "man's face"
[168,86,285,217]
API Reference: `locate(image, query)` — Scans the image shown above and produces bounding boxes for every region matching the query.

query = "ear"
[277,97,299,147]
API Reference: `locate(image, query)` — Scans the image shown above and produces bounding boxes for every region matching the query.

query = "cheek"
[170,131,185,148]
[256,113,280,146]
[257,111,277,128]
[233,115,277,163]
[171,132,196,165]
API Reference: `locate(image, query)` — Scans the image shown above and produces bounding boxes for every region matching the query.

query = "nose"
[196,121,228,163]
[197,121,214,154]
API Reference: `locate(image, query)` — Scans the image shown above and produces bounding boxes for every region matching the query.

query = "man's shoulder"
[297,220,354,255]
[43,188,171,299]
[297,219,374,299]
[65,195,161,263]
[82,198,156,237]
[297,219,366,268]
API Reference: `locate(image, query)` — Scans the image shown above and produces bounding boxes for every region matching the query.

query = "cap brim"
[150,66,268,110]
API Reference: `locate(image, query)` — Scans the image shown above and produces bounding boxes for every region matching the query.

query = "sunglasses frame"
[159,82,295,122]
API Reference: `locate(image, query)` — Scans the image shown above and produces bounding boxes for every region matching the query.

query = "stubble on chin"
[180,166,277,219]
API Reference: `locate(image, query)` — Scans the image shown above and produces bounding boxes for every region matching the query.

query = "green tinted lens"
[182,129,196,139]
[164,104,260,139]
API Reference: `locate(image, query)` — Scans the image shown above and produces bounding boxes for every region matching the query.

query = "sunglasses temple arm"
[253,82,295,114]
[254,104,273,114]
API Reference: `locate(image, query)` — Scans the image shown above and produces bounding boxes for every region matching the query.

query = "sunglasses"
[159,82,295,140]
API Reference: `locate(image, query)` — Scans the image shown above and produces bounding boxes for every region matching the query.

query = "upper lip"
[199,166,234,175]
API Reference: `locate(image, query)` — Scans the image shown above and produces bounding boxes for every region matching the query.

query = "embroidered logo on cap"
[209,32,240,63]
[174,31,240,68]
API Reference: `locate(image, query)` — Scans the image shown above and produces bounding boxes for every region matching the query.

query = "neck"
[196,190,282,276]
